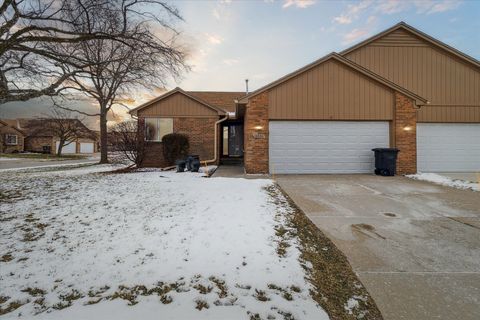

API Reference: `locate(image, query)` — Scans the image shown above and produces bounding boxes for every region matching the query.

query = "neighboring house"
[131,22,480,174]
[7,118,98,154]
[129,89,244,167]
[0,119,25,153]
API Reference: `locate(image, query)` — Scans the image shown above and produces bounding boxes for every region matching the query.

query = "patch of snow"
[0,166,328,319]
[344,297,359,315]
[407,173,479,192]
[198,165,217,175]
[0,157,22,161]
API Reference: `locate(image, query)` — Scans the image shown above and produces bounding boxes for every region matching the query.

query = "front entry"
[222,124,244,157]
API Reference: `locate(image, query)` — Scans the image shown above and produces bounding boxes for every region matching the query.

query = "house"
[6,118,98,154]
[129,90,244,167]
[130,22,480,174]
[0,119,25,153]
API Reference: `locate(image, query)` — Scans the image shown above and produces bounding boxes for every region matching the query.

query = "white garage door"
[417,123,480,172]
[80,142,94,154]
[55,141,76,154]
[269,121,390,174]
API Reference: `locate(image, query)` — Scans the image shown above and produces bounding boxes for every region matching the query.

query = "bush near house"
[162,133,189,165]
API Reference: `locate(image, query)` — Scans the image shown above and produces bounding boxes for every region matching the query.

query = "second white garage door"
[417,123,480,172]
[80,142,94,154]
[269,121,390,174]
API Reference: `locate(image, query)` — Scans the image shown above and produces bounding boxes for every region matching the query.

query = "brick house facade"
[140,117,218,168]
[0,120,25,153]
[130,23,480,174]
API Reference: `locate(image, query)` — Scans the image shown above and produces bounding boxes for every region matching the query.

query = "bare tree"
[56,1,187,163]
[109,120,144,167]
[26,107,92,156]
[0,0,182,103]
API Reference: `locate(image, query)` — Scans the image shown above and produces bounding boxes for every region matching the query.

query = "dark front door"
[227,124,243,157]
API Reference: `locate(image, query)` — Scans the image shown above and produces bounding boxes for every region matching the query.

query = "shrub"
[162,133,189,165]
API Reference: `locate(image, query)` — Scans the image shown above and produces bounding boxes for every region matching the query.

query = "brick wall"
[0,126,24,153]
[25,136,54,153]
[140,117,218,168]
[394,92,417,175]
[244,92,269,174]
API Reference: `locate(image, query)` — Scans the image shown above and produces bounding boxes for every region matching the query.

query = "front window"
[5,134,18,145]
[145,118,173,141]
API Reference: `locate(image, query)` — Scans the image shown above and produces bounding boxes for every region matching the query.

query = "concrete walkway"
[212,164,246,177]
[276,175,480,320]
[212,165,270,179]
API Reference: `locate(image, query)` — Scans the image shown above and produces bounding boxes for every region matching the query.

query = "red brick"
[394,92,417,175]
[244,92,269,174]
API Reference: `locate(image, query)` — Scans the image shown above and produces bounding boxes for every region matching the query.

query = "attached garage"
[80,142,94,154]
[417,123,480,172]
[241,53,427,174]
[56,141,76,154]
[269,121,389,173]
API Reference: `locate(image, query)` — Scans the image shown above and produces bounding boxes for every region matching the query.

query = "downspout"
[204,114,229,165]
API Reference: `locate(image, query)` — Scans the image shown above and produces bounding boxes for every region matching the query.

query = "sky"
[1,0,479,129]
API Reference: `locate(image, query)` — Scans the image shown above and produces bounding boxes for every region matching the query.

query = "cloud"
[342,28,370,45]
[205,33,223,45]
[375,0,408,14]
[332,0,373,24]
[333,15,352,24]
[415,0,462,14]
[333,0,461,25]
[222,58,239,66]
[282,0,316,9]
[212,8,221,20]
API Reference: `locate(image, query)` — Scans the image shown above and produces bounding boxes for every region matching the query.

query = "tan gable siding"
[344,28,480,123]
[268,59,394,120]
[137,92,218,117]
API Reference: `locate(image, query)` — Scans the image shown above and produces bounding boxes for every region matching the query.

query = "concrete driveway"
[276,175,480,320]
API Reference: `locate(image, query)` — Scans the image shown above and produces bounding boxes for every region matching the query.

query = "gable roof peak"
[341,21,480,69]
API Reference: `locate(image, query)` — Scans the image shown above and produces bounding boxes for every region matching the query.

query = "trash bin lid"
[372,148,399,152]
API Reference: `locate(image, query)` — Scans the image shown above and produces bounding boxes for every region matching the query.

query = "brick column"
[394,92,417,175]
[244,92,269,174]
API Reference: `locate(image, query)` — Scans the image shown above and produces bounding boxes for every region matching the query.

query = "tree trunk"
[99,104,108,164]
[57,139,63,157]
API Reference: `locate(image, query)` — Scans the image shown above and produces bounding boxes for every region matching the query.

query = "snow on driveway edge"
[406,173,479,191]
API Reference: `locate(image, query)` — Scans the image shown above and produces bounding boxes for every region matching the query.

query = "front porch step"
[220,157,243,165]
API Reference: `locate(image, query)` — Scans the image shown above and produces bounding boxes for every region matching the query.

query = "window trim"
[144,117,173,142]
[5,134,18,146]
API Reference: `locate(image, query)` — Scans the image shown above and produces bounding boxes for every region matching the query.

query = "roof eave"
[128,87,228,117]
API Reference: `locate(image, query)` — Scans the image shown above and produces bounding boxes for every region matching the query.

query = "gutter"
[203,114,229,165]
[159,112,230,171]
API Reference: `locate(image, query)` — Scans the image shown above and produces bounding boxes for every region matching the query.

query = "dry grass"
[267,184,384,320]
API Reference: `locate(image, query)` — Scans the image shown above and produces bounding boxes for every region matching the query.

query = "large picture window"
[5,134,18,145]
[145,118,173,141]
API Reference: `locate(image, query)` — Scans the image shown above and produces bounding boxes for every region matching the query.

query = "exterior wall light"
[403,126,412,131]
[254,125,263,130]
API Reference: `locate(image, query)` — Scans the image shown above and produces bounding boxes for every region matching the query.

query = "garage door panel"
[269,121,389,174]
[55,141,76,154]
[417,123,480,172]
[80,142,94,154]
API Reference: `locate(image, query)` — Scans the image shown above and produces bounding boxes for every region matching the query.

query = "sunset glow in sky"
[1,0,479,129]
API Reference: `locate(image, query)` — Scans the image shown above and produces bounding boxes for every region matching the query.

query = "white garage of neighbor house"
[56,141,76,154]
[240,23,480,175]
[79,142,95,154]
[55,141,96,154]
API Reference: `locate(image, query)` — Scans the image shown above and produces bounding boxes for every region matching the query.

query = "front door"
[225,124,243,157]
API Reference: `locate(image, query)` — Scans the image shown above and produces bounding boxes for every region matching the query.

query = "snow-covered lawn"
[407,172,479,192]
[0,165,329,319]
